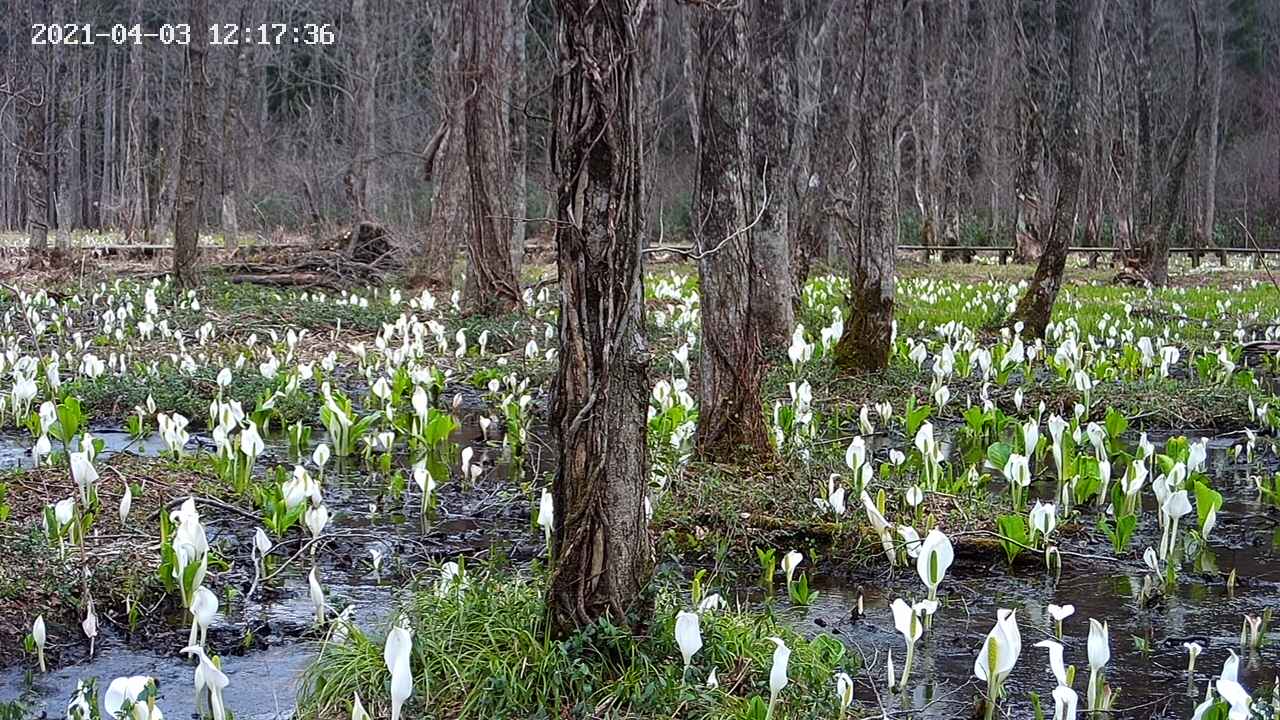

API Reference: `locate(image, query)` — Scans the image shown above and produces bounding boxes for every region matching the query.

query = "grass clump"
[298,567,854,719]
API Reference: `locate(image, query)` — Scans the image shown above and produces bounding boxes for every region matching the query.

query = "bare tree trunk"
[172,0,210,287]
[1125,0,1207,286]
[1012,0,1100,336]
[788,1,833,299]
[462,0,521,315]
[143,115,165,245]
[1201,11,1225,261]
[547,0,653,634]
[747,0,795,350]
[1127,0,1156,263]
[639,1,667,243]
[100,50,115,232]
[1012,1,1046,265]
[54,0,74,258]
[509,0,529,276]
[833,0,898,373]
[345,0,376,221]
[410,4,467,292]
[687,2,772,461]
[16,0,50,256]
[915,0,949,264]
[124,0,146,241]
[221,4,248,253]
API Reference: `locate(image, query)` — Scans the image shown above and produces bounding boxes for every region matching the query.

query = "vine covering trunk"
[547,0,653,634]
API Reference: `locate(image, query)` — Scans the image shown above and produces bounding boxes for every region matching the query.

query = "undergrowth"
[298,566,854,720]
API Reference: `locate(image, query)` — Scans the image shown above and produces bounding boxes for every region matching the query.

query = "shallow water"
[0,428,172,470]
[0,398,533,715]
[3,425,1277,718]
[778,441,1280,719]
[784,544,1280,718]
[3,641,311,719]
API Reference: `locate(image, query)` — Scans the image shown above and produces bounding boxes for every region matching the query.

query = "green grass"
[298,566,854,720]
[202,278,404,332]
[65,365,314,429]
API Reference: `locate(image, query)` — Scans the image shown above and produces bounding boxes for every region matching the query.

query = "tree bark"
[410,4,467,292]
[1011,0,1101,336]
[1200,12,1225,260]
[547,0,653,635]
[19,20,50,255]
[53,0,74,258]
[747,0,795,350]
[509,0,529,275]
[1123,0,1207,286]
[1124,0,1157,265]
[124,0,146,241]
[221,3,248,253]
[345,0,376,220]
[172,0,210,287]
[461,0,521,316]
[788,1,834,300]
[638,1,667,243]
[1012,1,1047,265]
[833,0,899,373]
[688,2,773,461]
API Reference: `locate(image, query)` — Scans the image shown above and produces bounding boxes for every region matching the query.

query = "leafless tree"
[746,0,795,349]
[686,0,773,461]
[172,0,210,287]
[1012,0,1102,335]
[831,0,900,372]
[461,0,522,315]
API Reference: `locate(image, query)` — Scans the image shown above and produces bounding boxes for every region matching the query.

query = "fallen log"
[225,272,343,290]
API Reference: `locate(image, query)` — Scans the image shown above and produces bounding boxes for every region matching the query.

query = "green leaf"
[964,406,986,433]
[986,442,1013,472]
[1104,407,1128,442]
[55,397,82,444]
[1193,481,1223,534]
[996,514,1027,565]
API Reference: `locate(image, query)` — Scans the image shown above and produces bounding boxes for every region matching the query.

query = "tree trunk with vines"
[547,0,653,635]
